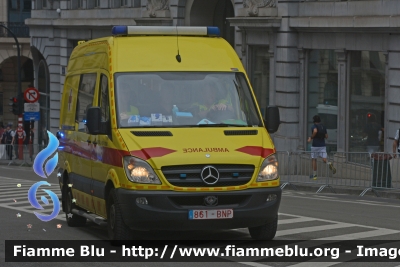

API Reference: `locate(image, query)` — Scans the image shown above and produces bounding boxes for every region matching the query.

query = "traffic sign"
[24,87,40,103]
[24,112,40,121]
[24,102,40,112]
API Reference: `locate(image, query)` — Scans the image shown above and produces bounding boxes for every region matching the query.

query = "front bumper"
[117,187,281,231]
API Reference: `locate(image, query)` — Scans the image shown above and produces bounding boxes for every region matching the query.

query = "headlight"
[123,157,161,184]
[257,155,279,182]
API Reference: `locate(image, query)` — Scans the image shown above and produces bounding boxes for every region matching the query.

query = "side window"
[76,73,96,131]
[99,74,110,122]
[61,75,80,127]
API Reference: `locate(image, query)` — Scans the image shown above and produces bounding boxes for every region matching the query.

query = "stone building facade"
[25,0,400,154]
[0,0,33,129]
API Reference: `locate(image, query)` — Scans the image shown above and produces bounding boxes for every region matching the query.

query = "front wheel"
[64,186,87,227]
[107,188,132,241]
[248,216,277,240]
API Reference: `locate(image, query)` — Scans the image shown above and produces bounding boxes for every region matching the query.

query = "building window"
[349,51,385,154]
[23,0,31,11]
[37,60,50,147]
[71,0,84,9]
[87,0,95,8]
[0,92,3,118]
[249,46,270,116]
[111,0,120,8]
[9,0,18,9]
[307,50,338,153]
[120,0,128,6]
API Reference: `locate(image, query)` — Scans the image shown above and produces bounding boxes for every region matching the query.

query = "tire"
[248,216,278,240]
[107,188,133,241]
[64,186,87,227]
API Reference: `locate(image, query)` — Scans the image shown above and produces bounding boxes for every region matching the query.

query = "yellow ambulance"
[57,26,281,241]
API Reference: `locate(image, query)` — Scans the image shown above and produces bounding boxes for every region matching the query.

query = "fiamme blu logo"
[28,131,60,222]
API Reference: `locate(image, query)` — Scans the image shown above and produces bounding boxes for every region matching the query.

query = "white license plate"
[188,209,233,220]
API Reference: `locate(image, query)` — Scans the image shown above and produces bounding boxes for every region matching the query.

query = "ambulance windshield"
[114,72,262,128]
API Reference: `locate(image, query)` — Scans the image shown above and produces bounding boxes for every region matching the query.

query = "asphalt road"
[1,165,400,267]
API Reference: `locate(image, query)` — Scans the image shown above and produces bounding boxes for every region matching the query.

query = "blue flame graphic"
[30,131,60,222]
[28,181,60,222]
[33,131,59,179]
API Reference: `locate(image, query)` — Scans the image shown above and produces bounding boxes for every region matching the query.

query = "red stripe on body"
[236,146,276,158]
[130,147,176,160]
[101,147,130,167]
[59,139,130,167]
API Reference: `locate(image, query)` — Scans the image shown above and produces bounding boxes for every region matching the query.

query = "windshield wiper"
[123,124,248,128]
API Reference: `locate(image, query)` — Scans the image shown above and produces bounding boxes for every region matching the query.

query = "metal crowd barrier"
[0,144,44,166]
[278,150,337,193]
[278,151,400,197]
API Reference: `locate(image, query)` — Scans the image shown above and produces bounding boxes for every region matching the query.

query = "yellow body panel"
[114,36,244,72]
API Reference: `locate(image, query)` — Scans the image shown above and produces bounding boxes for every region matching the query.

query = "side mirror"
[86,107,102,135]
[264,106,280,134]
[56,131,62,140]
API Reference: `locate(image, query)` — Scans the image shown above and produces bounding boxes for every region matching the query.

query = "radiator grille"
[161,164,255,187]
[224,130,258,136]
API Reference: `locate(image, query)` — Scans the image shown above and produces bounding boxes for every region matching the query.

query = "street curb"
[0,159,32,168]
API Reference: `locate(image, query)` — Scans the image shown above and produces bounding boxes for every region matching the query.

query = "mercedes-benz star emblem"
[204,196,218,206]
[200,166,220,185]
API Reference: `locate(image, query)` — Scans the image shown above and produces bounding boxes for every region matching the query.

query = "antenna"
[175,26,181,63]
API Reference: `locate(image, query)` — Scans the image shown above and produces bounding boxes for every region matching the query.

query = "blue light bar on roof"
[207,27,220,36]
[111,26,220,37]
[112,26,128,35]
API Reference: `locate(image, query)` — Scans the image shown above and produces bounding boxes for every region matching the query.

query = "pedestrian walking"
[13,124,26,160]
[28,127,35,161]
[393,128,400,158]
[0,124,4,139]
[391,128,400,178]
[307,115,336,180]
[363,113,383,154]
[1,124,15,160]
[0,124,5,159]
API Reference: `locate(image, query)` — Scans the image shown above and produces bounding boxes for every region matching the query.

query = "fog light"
[136,197,148,205]
[266,194,277,202]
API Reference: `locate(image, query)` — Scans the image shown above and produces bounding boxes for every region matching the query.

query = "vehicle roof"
[67,35,244,74]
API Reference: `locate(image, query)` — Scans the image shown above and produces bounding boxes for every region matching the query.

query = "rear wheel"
[107,188,132,241]
[248,216,277,240]
[64,185,87,227]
